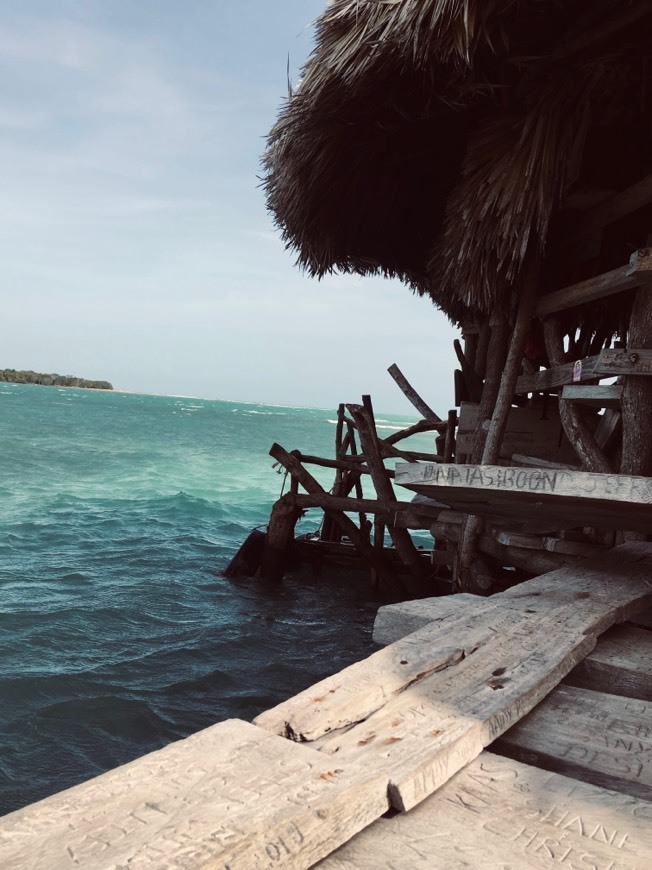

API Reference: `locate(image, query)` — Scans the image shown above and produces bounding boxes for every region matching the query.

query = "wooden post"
[619,272,652,539]
[470,316,510,464]
[321,403,346,543]
[348,399,430,585]
[475,316,491,380]
[444,410,457,463]
[453,339,484,402]
[260,493,302,582]
[543,317,611,473]
[456,260,539,593]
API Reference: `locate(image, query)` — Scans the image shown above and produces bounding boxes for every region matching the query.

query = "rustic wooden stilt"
[453,339,484,402]
[543,317,611,473]
[348,399,430,585]
[443,409,457,463]
[475,316,491,380]
[321,404,347,543]
[619,276,652,540]
[259,492,302,582]
[456,261,539,593]
[469,316,510,464]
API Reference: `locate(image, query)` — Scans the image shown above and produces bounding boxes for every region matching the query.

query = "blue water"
[0,383,426,815]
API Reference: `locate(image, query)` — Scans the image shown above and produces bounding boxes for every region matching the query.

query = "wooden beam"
[387,364,441,422]
[396,463,652,534]
[561,384,623,408]
[534,250,652,318]
[384,419,446,444]
[515,355,600,393]
[595,347,652,377]
[293,493,445,521]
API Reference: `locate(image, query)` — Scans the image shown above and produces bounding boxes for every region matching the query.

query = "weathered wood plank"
[595,347,652,377]
[515,355,600,394]
[0,719,389,870]
[564,625,652,702]
[374,599,652,704]
[258,545,652,763]
[254,600,529,742]
[396,463,652,533]
[561,384,623,408]
[318,607,598,811]
[373,542,652,644]
[534,249,652,318]
[372,594,481,645]
[318,751,652,869]
[495,685,652,801]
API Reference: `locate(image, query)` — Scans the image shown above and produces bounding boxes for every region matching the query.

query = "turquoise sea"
[0,383,426,815]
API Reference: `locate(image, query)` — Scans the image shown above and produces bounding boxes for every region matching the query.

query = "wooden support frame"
[268,443,405,594]
[347,399,430,585]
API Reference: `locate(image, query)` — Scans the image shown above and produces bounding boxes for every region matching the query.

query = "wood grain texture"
[254,600,529,742]
[318,607,598,811]
[318,751,652,869]
[396,464,652,533]
[495,685,652,801]
[0,720,389,870]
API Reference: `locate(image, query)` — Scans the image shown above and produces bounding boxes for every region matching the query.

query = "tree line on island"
[0,369,113,390]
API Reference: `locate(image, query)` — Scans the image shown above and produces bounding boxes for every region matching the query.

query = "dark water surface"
[0,384,427,814]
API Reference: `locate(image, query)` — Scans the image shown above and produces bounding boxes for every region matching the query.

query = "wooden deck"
[1,543,651,868]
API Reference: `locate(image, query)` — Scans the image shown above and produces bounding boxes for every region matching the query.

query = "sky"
[0,0,458,415]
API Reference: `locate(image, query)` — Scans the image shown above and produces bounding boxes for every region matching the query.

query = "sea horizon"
[0,382,434,815]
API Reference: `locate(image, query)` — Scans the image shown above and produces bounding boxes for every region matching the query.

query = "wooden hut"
[256,0,652,594]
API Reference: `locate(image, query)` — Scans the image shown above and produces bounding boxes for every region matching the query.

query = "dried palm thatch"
[264,0,652,324]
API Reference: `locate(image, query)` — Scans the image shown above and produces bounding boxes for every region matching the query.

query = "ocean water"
[0,383,429,815]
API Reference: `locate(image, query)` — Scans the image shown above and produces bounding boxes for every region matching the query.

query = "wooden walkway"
[1,543,651,868]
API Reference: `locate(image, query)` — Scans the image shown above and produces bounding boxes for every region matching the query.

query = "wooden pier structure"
[221,0,652,597]
[2,544,651,867]
[5,2,652,868]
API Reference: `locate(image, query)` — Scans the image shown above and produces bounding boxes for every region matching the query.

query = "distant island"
[0,369,113,391]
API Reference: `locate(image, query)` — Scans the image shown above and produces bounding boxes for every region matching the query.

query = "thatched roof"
[264,0,652,323]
